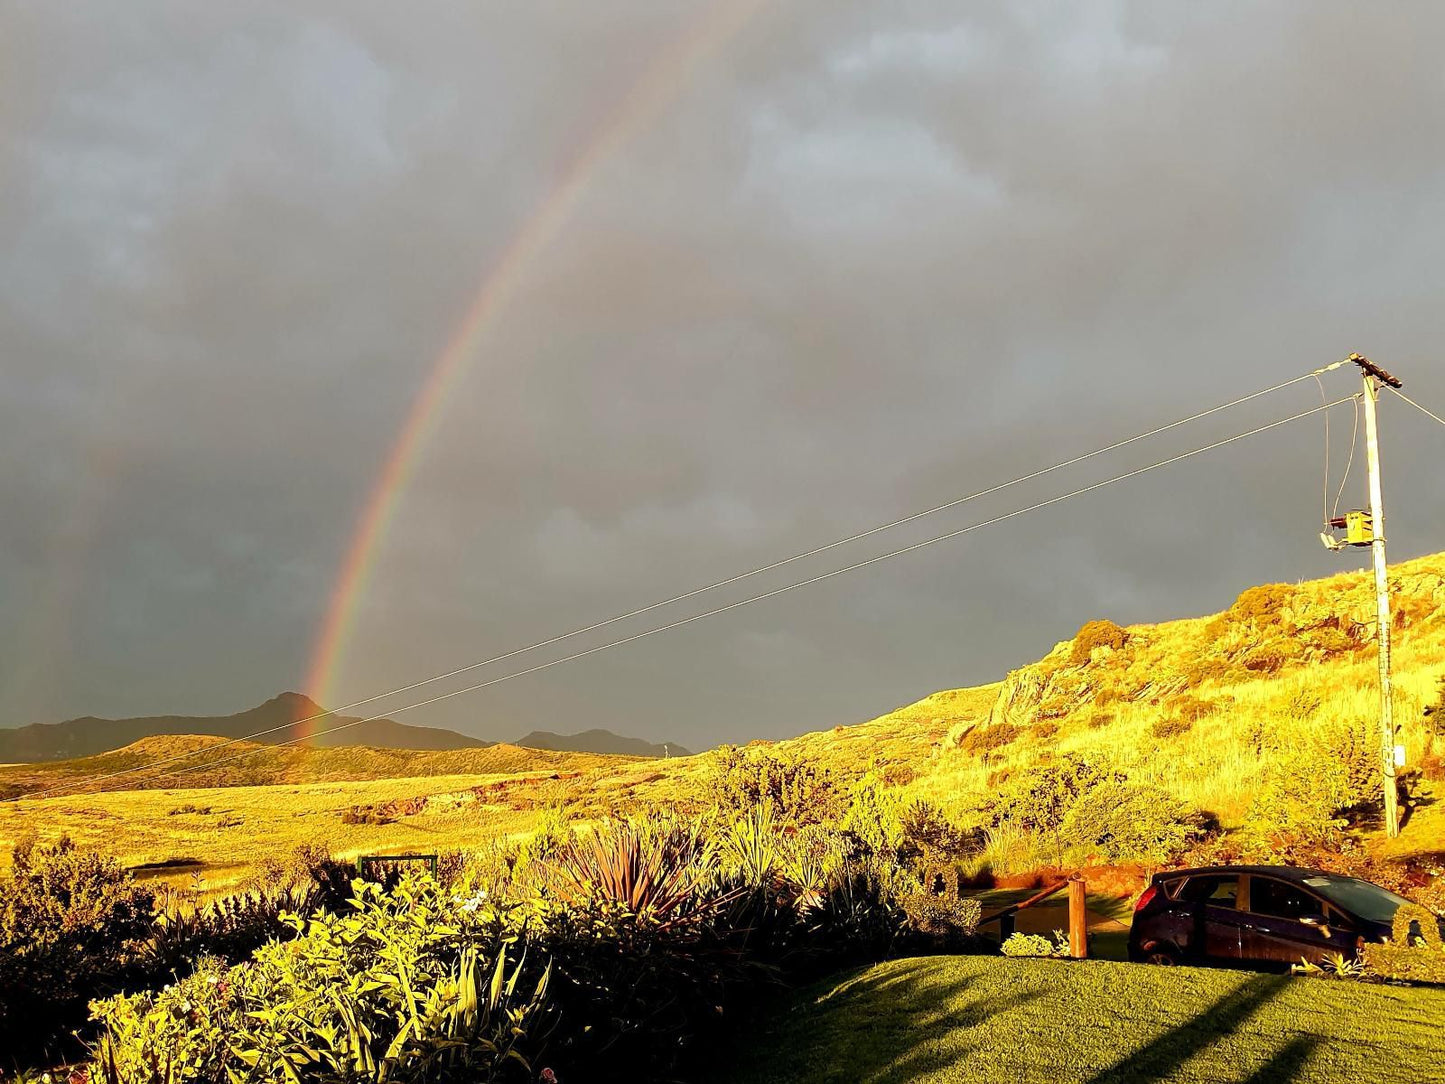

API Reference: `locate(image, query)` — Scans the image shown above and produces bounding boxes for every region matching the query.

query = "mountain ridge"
[0,693,490,763]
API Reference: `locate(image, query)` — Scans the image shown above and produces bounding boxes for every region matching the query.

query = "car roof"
[1153,865,1336,882]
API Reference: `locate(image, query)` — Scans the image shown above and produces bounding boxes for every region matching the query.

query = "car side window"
[1249,878,1327,921]
[1177,875,1239,908]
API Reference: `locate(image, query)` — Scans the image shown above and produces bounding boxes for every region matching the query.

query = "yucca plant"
[553,817,722,929]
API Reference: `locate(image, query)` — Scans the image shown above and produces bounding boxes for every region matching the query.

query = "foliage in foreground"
[0,839,354,1069]
[79,796,990,1083]
[0,838,155,1063]
[1360,904,1445,984]
[91,879,549,1084]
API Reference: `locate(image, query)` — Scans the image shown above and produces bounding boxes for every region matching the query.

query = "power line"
[19,395,1351,801]
[1388,385,1445,429]
[17,363,1352,799]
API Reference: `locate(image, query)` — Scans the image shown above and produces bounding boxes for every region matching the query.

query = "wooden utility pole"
[1352,354,1403,838]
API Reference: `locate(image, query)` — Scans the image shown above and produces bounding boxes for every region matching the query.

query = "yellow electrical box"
[1346,511,1374,546]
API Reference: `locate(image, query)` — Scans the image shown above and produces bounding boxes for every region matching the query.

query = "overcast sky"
[3,1,1444,747]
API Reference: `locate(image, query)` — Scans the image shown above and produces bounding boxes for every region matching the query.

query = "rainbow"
[303,0,770,731]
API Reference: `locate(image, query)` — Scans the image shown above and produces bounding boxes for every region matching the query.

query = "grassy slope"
[706,956,1445,1084]
[0,757,698,892]
[906,551,1445,842]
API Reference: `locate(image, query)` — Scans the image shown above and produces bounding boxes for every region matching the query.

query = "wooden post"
[1068,875,1088,959]
[1355,355,1402,839]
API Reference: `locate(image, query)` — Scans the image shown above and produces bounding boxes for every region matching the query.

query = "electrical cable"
[16,395,1353,801]
[1333,395,1361,521]
[10,364,1354,800]
[1388,386,1445,430]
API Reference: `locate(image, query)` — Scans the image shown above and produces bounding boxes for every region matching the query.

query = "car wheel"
[1143,946,1180,966]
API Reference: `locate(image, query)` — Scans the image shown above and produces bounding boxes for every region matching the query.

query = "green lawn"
[705,957,1445,1083]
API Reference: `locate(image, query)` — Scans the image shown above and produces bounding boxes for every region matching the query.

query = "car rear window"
[1176,875,1239,907]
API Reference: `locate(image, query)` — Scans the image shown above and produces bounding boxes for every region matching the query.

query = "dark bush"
[1071,619,1128,664]
[1231,583,1295,623]
[1149,716,1194,741]
[957,722,1021,757]
[0,837,155,1064]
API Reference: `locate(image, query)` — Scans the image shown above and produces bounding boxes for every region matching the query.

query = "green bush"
[1058,780,1204,864]
[1001,931,1069,958]
[0,837,156,1062]
[1361,904,1445,984]
[91,877,551,1083]
[706,745,843,824]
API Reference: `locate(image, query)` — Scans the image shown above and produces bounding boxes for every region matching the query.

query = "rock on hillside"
[954,552,1445,745]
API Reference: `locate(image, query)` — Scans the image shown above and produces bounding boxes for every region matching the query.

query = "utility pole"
[1352,353,1403,838]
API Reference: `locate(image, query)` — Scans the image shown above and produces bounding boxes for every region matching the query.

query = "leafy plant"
[1293,952,1367,979]
[90,876,551,1083]
[1001,931,1069,958]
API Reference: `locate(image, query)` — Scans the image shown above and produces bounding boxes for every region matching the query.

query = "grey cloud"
[3,0,1444,744]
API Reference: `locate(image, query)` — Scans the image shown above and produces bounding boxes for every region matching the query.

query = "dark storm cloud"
[3,0,1444,744]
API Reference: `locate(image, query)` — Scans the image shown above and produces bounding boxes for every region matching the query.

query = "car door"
[1174,874,1245,963]
[1240,876,1356,967]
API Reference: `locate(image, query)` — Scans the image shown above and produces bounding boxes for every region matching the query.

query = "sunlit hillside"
[900,551,1445,863]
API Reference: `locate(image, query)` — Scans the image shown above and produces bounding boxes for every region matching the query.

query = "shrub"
[1231,583,1296,623]
[0,837,155,1062]
[1149,715,1194,740]
[91,877,551,1084]
[1361,904,1445,984]
[706,745,843,824]
[957,723,1021,757]
[1001,931,1069,958]
[1071,620,1127,665]
[1245,717,1379,851]
[991,757,1122,839]
[899,801,985,866]
[1058,781,1205,864]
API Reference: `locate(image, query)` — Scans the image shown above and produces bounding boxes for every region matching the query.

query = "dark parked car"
[1128,865,1439,969]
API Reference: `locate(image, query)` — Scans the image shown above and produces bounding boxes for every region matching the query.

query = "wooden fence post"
[1068,875,1087,959]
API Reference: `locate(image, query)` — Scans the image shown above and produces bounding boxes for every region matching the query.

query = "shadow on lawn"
[710,962,1043,1084]
[1087,974,1299,1084]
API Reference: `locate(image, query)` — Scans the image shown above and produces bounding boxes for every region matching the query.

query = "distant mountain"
[0,734,622,798]
[515,728,691,758]
[0,693,490,763]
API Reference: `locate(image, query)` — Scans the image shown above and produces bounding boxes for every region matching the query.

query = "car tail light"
[1134,885,1159,913]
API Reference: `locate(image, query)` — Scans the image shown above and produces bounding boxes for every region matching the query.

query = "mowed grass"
[707,956,1445,1084]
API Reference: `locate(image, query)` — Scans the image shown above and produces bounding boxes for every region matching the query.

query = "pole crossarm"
[1350,352,1404,389]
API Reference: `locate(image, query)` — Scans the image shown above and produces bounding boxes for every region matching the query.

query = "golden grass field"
[4,552,1444,890]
